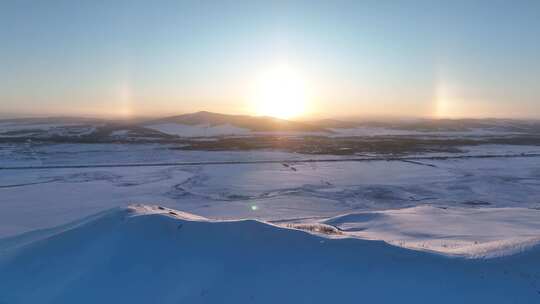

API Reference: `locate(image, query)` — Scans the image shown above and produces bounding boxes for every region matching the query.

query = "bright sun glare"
[250,65,309,119]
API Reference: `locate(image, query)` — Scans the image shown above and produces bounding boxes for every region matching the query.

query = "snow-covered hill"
[2,113,540,140]
[1,205,539,303]
[147,122,252,137]
[144,111,328,137]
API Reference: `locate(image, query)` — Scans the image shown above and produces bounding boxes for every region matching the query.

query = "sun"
[249,65,309,119]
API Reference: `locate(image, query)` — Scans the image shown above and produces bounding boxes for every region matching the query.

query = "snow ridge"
[1,205,540,303]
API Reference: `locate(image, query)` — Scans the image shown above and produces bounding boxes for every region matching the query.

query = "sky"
[1,0,539,119]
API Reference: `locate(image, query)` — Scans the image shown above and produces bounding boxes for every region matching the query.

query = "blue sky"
[1,0,539,118]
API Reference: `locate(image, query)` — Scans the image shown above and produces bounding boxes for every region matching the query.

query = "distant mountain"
[144,111,328,133]
[2,112,540,141]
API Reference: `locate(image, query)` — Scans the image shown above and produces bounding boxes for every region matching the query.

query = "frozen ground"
[2,142,540,302]
[1,143,540,240]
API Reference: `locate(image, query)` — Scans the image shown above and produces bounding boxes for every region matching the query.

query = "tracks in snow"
[1,152,540,170]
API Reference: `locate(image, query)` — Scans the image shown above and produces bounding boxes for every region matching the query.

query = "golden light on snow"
[249,65,310,119]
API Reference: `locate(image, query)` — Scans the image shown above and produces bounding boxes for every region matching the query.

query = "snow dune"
[1,205,540,303]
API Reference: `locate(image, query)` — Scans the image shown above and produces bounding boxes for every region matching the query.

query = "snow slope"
[1,205,540,303]
[146,122,330,137]
[322,205,540,258]
[147,122,252,137]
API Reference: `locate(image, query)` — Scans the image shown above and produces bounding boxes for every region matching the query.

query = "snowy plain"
[2,143,540,252]
[2,140,540,302]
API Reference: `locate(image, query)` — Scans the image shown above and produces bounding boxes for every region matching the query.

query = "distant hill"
[144,111,328,133]
[313,117,540,133]
[2,112,540,140]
